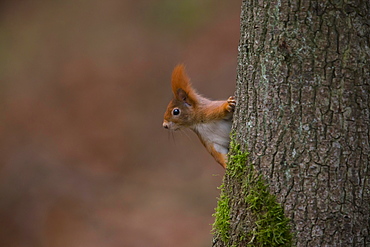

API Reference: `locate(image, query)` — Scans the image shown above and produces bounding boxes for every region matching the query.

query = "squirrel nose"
[163,121,169,129]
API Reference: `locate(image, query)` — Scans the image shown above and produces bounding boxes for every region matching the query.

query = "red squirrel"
[162,64,235,168]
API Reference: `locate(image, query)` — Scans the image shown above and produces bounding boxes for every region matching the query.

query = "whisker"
[171,131,177,147]
[180,129,192,140]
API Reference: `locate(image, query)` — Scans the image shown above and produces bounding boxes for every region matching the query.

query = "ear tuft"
[171,64,189,95]
[171,64,197,105]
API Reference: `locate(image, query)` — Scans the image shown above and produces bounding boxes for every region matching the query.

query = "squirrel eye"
[172,108,180,116]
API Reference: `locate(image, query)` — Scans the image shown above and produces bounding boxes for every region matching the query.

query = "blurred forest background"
[0,1,240,246]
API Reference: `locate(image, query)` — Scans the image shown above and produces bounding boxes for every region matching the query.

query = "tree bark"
[213,0,369,246]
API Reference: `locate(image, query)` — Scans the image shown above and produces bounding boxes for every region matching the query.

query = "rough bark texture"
[214,0,370,246]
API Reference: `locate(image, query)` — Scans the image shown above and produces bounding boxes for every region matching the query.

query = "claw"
[226,96,236,112]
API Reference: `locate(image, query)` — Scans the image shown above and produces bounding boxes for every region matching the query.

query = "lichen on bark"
[222,0,370,246]
[215,0,370,246]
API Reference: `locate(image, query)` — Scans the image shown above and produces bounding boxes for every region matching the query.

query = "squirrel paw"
[226,96,236,112]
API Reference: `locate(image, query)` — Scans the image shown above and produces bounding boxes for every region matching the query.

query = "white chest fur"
[192,120,232,154]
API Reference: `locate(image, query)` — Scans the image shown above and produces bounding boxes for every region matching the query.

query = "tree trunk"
[213,0,369,246]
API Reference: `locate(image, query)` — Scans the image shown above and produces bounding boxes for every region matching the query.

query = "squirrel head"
[163,64,198,130]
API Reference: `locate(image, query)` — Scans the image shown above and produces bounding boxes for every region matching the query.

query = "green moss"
[212,137,293,246]
[212,137,248,243]
[212,137,249,243]
[244,165,293,246]
[212,184,230,243]
[227,139,249,178]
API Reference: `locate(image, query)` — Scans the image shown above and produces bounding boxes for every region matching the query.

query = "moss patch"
[212,184,230,243]
[212,139,248,243]
[212,137,293,246]
[227,140,249,179]
[243,164,292,246]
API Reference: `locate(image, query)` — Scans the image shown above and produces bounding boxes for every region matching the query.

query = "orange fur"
[171,64,198,106]
[197,136,228,169]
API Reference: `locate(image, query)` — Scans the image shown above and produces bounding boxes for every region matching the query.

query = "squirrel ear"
[176,88,188,102]
[171,64,197,106]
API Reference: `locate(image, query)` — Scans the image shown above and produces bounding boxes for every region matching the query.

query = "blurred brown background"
[0,1,240,246]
